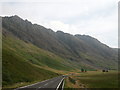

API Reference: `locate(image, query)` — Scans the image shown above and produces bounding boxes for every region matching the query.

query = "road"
[15,76,65,90]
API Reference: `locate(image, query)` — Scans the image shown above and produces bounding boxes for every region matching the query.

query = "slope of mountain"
[2,15,118,87]
[3,47,59,86]
[2,15,118,69]
[3,28,77,87]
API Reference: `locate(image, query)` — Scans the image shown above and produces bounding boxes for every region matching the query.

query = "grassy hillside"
[2,31,76,87]
[3,30,74,71]
[3,48,59,87]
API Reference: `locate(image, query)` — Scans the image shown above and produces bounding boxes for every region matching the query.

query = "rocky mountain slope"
[2,15,118,70]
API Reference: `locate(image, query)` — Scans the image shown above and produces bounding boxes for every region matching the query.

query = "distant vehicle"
[102,69,108,72]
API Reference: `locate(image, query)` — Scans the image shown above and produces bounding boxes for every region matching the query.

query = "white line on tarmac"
[44,83,48,86]
[56,77,65,90]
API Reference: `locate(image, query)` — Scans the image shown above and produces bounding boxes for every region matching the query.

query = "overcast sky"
[0,0,119,48]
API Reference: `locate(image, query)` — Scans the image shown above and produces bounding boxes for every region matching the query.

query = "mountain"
[2,15,118,87]
[2,15,118,69]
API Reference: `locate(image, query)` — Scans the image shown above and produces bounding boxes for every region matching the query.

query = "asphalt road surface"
[15,76,65,90]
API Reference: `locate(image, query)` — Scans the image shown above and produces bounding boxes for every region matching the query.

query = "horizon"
[0,0,119,48]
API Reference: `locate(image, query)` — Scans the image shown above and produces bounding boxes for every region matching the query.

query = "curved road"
[15,76,65,90]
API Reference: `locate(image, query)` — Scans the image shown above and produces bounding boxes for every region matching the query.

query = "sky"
[0,0,119,48]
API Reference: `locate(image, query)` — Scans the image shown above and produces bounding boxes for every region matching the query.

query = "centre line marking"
[44,83,48,86]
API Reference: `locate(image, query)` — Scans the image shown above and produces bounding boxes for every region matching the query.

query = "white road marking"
[56,77,65,90]
[38,87,41,88]
[14,79,51,90]
[44,83,48,86]
[14,76,64,90]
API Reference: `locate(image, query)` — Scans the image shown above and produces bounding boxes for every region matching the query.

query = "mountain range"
[2,15,118,87]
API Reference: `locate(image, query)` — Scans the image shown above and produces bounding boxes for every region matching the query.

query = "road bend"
[15,76,65,90]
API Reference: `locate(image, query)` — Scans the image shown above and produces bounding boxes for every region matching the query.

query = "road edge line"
[56,77,65,90]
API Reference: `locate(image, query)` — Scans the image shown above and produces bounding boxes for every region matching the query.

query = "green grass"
[3,34,74,71]
[2,48,60,88]
[76,71,119,88]
[2,34,76,88]
[64,71,119,89]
